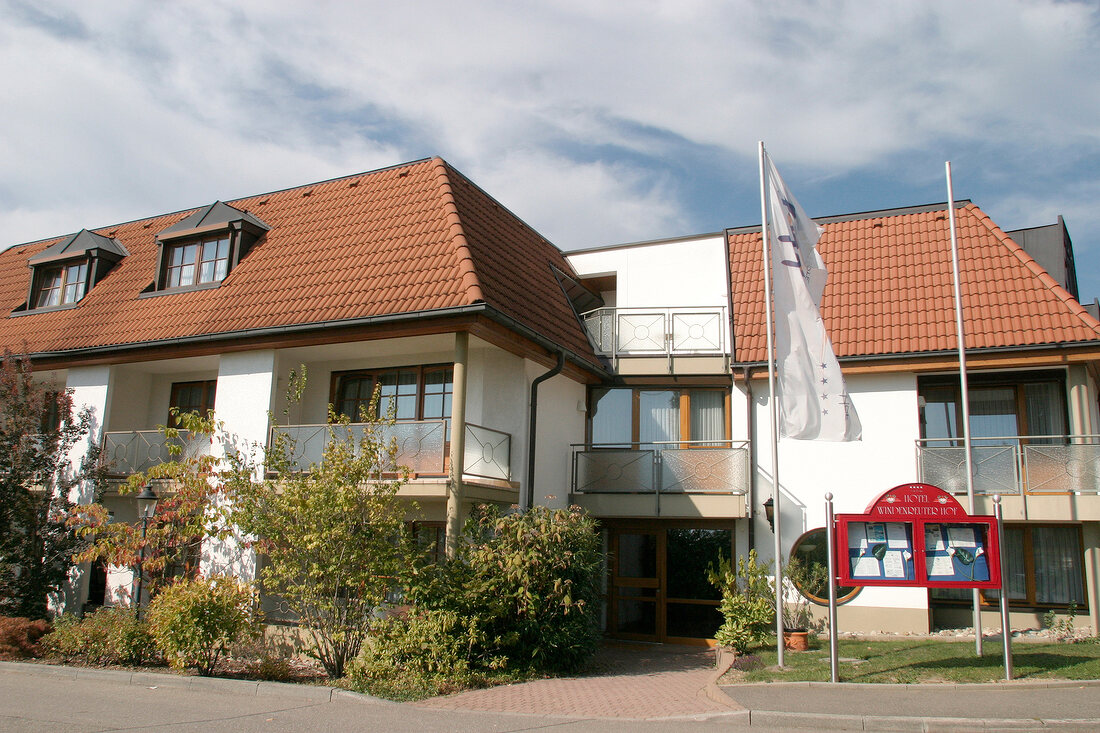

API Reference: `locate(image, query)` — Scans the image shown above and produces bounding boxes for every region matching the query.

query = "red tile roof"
[0,158,599,369]
[729,202,1100,364]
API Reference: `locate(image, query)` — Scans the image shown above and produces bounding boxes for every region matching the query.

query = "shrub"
[707,550,775,654]
[147,576,259,675]
[42,607,157,666]
[0,616,52,659]
[228,637,299,682]
[353,505,603,697]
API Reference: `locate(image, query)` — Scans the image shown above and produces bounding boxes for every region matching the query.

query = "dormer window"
[152,202,268,293]
[23,229,127,313]
[165,235,230,288]
[35,261,88,307]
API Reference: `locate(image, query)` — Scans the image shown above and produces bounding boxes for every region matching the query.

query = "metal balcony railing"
[581,306,729,358]
[101,430,210,476]
[270,421,511,481]
[915,436,1100,495]
[571,440,749,495]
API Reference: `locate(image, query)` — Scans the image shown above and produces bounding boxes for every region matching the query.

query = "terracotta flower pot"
[783,630,810,651]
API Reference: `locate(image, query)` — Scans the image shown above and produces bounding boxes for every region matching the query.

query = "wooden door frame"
[604,519,735,645]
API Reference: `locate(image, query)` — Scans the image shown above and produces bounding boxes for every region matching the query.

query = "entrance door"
[607,524,733,644]
[609,530,661,640]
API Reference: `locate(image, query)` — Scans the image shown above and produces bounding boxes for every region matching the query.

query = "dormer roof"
[27,229,128,266]
[156,201,269,241]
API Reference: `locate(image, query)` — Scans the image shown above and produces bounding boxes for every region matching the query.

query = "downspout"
[524,350,566,512]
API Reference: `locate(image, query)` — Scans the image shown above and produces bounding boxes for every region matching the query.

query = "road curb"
[722,678,1100,691]
[0,660,341,702]
[745,710,1100,730]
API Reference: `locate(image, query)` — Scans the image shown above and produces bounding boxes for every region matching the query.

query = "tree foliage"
[0,349,98,618]
[227,379,412,679]
[354,505,604,696]
[69,410,235,599]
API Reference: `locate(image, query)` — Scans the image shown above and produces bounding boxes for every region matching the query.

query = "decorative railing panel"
[271,421,446,474]
[1022,442,1100,494]
[581,306,728,358]
[574,449,657,493]
[659,447,750,494]
[572,441,749,495]
[916,436,1100,495]
[271,421,512,481]
[463,423,511,481]
[101,430,208,475]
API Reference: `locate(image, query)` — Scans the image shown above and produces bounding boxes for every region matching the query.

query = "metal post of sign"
[825,492,839,683]
[993,495,1013,680]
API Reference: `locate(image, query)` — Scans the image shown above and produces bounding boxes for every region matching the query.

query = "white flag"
[765,153,861,441]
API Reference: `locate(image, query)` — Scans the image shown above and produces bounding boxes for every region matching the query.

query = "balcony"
[101,430,210,476]
[269,420,512,482]
[916,436,1100,496]
[581,306,729,374]
[570,440,749,518]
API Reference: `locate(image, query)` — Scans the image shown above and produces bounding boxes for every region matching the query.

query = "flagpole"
[946,161,982,657]
[759,141,785,667]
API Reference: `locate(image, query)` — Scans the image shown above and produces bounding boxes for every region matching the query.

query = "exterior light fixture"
[763,497,775,533]
[134,485,159,620]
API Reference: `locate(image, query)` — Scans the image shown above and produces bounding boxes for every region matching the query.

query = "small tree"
[70,410,234,601]
[0,349,99,618]
[707,550,775,654]
[227,384,412,679]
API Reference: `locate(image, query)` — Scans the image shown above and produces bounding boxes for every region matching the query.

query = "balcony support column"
[1068,365,1092,438]
[446,332,470,557]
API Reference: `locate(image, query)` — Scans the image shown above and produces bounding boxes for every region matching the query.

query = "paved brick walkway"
[415,643,741,720]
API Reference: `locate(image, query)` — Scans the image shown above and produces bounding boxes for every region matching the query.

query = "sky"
[3,0,1099,301]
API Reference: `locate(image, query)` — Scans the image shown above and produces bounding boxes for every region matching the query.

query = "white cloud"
[1,0,1099,272]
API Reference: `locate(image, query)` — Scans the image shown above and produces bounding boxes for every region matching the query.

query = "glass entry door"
[607,524,733,644]
[609,531,660,640]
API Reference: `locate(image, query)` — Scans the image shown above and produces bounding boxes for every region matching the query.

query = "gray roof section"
[157,201,270,239]
[1006,216,1079,301]
[27,229,129,266]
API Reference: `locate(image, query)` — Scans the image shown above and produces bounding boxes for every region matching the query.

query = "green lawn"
[725,638,1100,684]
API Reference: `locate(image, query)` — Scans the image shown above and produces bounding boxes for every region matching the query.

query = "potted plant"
[779,558,822,651]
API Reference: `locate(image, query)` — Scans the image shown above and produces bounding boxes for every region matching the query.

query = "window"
[409,521,446,563]
[589,387,728,446]
[333,365,454,422]
[164,236,230,288]
[25,229,126,312]
[933,524,1086,610]
[152,202,269,293]
[169,380,217,426]
[919,372,1068,445]
[34,261,88,307]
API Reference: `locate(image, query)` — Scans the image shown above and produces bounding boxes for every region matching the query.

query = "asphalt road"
[0,667,754,733]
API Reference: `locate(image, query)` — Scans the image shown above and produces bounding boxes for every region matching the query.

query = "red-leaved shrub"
[0,616,52,659]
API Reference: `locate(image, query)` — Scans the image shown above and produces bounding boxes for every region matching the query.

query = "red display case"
[835,483,1000,589]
